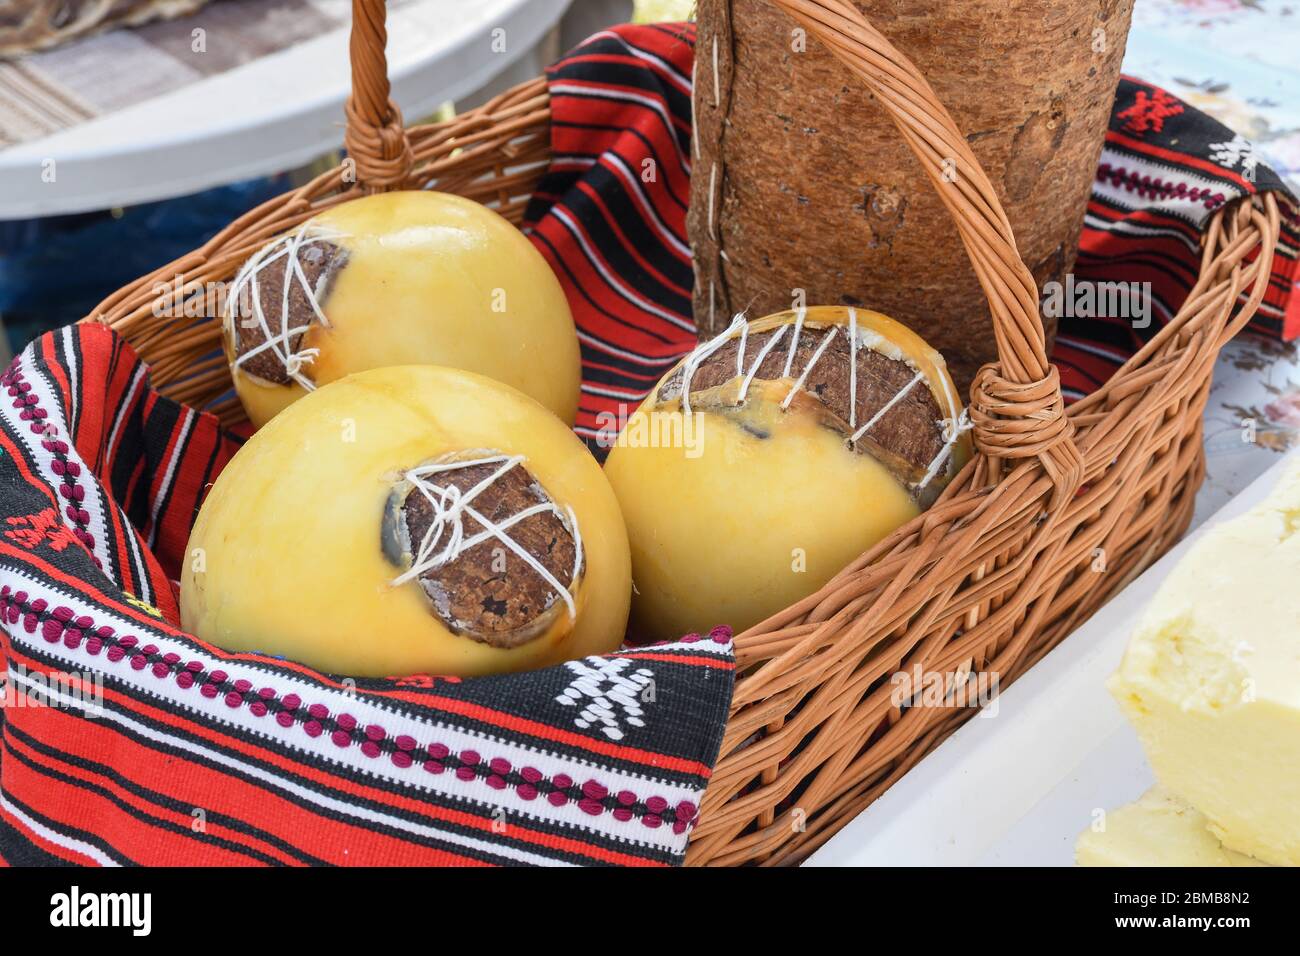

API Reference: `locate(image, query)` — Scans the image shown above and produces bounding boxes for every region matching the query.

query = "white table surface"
[0,0,571,219]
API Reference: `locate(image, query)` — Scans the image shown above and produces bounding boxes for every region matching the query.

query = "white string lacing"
[917,409,973,491]
[675,311,970,494]
[848,308,858,436]
[734,317,749,379]
[390,454,582,620]
[850,371,924,445]
[224,223,347,391]
[679,312,747,417]
[737,323,789,402]
[781,307,807,378]
[779,323,837,410]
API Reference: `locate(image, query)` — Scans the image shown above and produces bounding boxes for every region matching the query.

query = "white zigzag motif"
[555,657,654,741]
[1209,134,1259,182]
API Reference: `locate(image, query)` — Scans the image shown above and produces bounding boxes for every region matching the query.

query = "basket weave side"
[80,0,1283,867]
[691,194,1278,866]
[684,0,1278,863]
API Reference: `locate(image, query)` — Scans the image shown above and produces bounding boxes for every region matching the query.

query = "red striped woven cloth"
[1061,78,1300,399]
[524,23,698,455]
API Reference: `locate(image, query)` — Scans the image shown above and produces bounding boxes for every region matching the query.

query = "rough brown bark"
[689,0,1135,396]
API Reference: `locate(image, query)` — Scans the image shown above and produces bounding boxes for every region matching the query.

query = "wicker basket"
[84,0,1282,866]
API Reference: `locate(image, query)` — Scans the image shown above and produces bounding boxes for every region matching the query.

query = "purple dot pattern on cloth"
[3,362,100,567]
[0,586,702,834]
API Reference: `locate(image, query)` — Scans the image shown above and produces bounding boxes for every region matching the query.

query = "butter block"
[1076,788,1268,867]
[1107,458,1300,867]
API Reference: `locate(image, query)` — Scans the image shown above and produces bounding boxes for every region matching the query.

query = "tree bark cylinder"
[689,0,1135,395]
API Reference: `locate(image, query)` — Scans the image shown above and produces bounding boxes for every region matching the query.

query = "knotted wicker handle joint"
[345,0,414,192]
[765,0,1083,506]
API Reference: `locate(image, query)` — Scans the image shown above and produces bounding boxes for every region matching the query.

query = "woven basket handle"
[344,0,414,191]
[766,0,1083,503]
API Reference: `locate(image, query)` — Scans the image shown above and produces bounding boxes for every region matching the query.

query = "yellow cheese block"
[1076,788,1268,867]
[1108,457,1300,866]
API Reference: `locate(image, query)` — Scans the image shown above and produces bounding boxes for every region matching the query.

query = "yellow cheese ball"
[223,191,580,429]
[604,306,970,643]
[181,365,630,678]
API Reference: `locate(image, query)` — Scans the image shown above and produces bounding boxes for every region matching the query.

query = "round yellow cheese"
[224,191,581,429]
[604,306,969,644]
[181,365,630,678]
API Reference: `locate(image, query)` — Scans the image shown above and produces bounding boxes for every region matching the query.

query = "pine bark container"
[85,0,1281,865]
[689,0,1136,394]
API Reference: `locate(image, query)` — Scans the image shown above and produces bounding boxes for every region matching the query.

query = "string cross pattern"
[390,454,584,620]
[224,223,347,390]
[677,310,971,492]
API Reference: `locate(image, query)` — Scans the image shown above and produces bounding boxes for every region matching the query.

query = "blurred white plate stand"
[0,0,571,219]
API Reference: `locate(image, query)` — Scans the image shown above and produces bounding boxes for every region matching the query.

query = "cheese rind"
[1076,788,1268,867]
[181,365,630,678]
[1107,458,1300,867]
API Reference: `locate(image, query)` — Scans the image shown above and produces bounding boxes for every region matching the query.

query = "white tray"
[807,450,1299,867]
